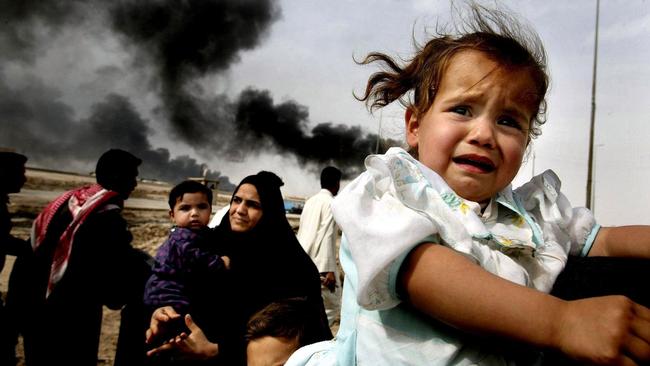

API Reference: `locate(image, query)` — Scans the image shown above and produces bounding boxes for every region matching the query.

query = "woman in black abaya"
[146,171,331,365]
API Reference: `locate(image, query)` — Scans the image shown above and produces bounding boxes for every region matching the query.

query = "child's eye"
[497,117,523,130]
[178,204,190,211]
[197,203,210,210]
[451,106,470,116]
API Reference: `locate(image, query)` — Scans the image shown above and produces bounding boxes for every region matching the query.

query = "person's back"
[0,150,28,366]
[19,205,136,365]
[7,148,143,366]
[0,151,28,273]
[114,246,154,366]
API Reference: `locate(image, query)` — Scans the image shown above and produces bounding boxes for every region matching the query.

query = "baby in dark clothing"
[143,180,229,352]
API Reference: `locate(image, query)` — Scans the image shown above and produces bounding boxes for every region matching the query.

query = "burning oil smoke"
[0,0,398,185]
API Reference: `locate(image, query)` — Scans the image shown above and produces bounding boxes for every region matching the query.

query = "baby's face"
[169,192,212,230]
[246,336,299,366]
[406,49,538,203]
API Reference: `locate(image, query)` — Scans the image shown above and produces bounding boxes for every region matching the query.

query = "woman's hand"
[145,306,182,345]
[146,314,219,360]
[555,296,650,365]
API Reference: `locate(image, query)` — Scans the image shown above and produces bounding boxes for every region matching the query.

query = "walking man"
[297,166,342,326]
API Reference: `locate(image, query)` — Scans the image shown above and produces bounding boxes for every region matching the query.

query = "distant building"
[283,197,305,214]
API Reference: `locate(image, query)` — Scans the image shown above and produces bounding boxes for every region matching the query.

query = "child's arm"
[400,243,650,365]
[589,226,650,258]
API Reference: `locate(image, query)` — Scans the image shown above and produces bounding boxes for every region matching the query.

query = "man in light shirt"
[297,166,342,326]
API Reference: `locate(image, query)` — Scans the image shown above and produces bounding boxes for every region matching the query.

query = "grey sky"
[219,0,650,226]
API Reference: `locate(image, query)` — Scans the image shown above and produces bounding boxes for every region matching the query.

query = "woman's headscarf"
[219,171,291,240]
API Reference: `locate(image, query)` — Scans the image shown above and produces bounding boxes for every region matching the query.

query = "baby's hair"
[357,2,548,141]
[245,297,321,347]
[168,180,213,210]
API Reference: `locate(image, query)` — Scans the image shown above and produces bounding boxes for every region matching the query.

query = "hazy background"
[1,0,649,226]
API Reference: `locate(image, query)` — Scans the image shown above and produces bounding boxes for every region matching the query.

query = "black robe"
[150,172,331,366]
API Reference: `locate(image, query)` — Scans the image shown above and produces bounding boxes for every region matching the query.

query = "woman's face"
[229,183,263,232]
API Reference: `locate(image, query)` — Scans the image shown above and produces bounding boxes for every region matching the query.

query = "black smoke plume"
[109,0,280,144]
[233,89,399,177]
[0,74,235,189]
[0,0,399,185]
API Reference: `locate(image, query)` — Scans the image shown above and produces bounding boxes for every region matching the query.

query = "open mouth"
[452,155,496,173]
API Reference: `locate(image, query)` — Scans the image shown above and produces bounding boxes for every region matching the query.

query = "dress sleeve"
[332,170,439,311]
[515,170,600,257]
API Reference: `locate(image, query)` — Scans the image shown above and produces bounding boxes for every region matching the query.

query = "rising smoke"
[0,0,397,187]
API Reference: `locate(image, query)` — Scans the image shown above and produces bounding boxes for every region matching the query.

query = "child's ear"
[168,209,175,221]
[405,108,420,149]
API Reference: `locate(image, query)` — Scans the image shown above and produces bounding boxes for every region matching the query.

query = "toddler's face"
[169,192,212,230]
[406,49,538,203]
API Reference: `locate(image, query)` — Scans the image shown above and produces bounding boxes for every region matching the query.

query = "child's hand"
[556,296,650,365]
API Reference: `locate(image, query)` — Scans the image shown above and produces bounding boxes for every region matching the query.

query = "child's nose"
[467,118,496,148]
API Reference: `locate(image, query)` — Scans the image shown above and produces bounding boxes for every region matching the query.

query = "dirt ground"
[1,168,235,365]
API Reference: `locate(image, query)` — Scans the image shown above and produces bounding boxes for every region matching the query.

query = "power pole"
[585,0,600,210]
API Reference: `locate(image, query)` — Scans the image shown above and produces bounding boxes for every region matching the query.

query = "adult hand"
[322,272,336,293]
[145,306,181,345]
[556,295,650,365]
[147,314,219,360]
